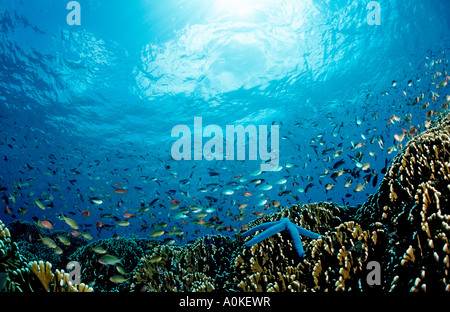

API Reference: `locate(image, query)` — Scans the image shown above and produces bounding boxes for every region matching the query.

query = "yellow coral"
[54,269,93,292]
[29,261,54,292]
[28,261,93,292]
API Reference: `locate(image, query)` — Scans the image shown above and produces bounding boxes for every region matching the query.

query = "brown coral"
[1,219,93,292]
[0,219,33,292]
[29,260,54,292]
[356,112,450,292]
[234,203,362,292]
[234,204,385,292]
[303,221,386,292]
[131,235,236,292]
[132,244,184,291]
[28,260,93,292]
[234,113,450,292]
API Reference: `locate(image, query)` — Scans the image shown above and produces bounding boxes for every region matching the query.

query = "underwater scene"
[1,0,450,297]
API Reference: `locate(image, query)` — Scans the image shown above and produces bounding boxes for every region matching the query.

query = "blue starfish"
[241,217,321,258]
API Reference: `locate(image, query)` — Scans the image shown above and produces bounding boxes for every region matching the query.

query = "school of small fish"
[0,51,449,282]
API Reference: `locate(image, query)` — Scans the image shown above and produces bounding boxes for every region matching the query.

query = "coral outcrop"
[131,235,236,292]
[356,112,450,292]
[28,260,93,292]
[233,202,350,291]
[7,219,88,268]
[0,219,32,292]
[232,112,450,292]
[68,237,150,292]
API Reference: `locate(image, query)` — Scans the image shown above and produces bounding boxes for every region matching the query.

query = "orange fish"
[431,92,440,102]
[394,133,405,143]
[81,210,90,216]
[123,213,135,218]
[114,188,128,194]
[171,199,180,204]
[97,221,103,228]
[244,192,252,197]
[388,115,401,124]
[40,220,53,230]
[70,230,80,237]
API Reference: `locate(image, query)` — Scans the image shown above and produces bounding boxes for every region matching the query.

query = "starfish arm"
[293,224,322,239]
[244,222,286,247]
[241,220,281,238]
[287,223,305,258]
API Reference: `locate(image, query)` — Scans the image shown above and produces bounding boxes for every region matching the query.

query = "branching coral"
[131,235,236,292]
[1,219,93,292]
[132,244,184,292]
[7,220,89,269]
[356,112,450,292]
[234,113,450,293]
[28,260,93,292]
[302,221,386,292]
[29,260,53,291]
[0,219,33,292]
[68,237,150,292]
[233,203,384,292]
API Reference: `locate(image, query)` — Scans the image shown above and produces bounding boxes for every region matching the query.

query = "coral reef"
[1,112,449,293]
[233,203,384,292]
[1,219,93,292]
[356,112,450,292]
[7,219,88,269]
[241,217,321,258]
[28,260,93,292]
[68,237,151,292]
[131,235,237,292]
[233,112,450,292]
[0,219,33,292]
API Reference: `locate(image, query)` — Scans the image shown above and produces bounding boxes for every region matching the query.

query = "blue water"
[1,0,449,244]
